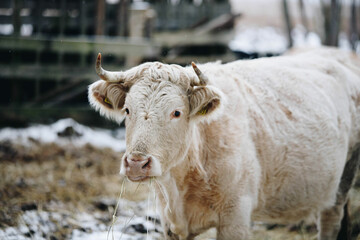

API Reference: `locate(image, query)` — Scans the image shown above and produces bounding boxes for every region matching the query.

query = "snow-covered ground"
[229,24,359,56]
[0,119,172,240]
[0,118,126,152]
[0,198,163,240]
[229,25,324,56]
[229,27,289,55]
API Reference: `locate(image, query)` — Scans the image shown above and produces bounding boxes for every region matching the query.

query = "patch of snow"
[291,25,321,48]
[229,25,324,56]
[71,229,159,240]
[0,118,126,152]
[21,24,33,36]
[339,32,353,51]
[70,198,162,240]
[107,0,120,4]
[74,212,107,231]
[0,24,13,35]
[0,230,27,240]
[72,229,118,240]
[0,211,62,240]
[229,27,288,55]
[0,198,163,240]
[230,25,360,58]
[21,211,58,238]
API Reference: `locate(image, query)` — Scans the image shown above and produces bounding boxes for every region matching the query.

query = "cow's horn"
[191,62,208,86]
[96,53,125,83]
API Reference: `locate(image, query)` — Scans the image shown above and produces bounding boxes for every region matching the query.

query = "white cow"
[88,47,360,240]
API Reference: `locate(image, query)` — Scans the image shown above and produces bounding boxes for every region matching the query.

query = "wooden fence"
[0,0,231,126]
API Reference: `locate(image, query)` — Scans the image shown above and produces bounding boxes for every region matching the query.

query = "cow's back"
[199,48,360,223]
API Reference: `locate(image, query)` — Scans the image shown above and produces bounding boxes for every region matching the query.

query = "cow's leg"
[162,220,192,240]
[318,204,344,240]
[217,196,252,240]
[163,223,195,240]
[164,223,180,240]
[318,148,360,240]
[337,202,351,240]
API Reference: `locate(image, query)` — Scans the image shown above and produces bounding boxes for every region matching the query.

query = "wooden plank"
[28,78,88,105]
[42,85,88,107]
[0,64,95,80]
[0,36,160,56]
[162,53,236,66]
[153,30,234,47]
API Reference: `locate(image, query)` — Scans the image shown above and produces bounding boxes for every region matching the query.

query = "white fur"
[89,47,360,240]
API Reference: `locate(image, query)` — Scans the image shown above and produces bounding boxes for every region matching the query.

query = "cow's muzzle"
[120,152,162,182]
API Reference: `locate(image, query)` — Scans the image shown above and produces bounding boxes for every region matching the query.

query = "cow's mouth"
[127,176,149,182]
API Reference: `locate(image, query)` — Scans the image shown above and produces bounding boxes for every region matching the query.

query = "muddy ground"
[0,139,359,239]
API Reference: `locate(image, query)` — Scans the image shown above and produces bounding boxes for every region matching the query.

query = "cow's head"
[88,54,225,182]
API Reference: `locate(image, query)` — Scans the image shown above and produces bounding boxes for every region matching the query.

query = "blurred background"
[0,0,359,127]
[0,0,359,239]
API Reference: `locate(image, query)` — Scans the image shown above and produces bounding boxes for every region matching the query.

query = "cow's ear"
[88,80,127,124]
[189,86,225,122]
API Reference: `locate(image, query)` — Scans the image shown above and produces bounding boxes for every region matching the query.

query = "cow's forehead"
[126,79,187,109]
[126,62,192,91]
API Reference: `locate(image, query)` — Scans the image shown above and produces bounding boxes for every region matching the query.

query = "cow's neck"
[156,123,208,237]
[169,122,207,186]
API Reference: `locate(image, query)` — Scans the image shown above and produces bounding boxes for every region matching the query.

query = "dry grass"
[0,141,147,226]
[0,140,359,239]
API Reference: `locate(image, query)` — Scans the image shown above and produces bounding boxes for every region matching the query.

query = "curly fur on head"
[88,61,226,124]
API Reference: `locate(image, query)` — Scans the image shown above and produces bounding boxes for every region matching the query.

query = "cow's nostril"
[124,157,129,167]
[142,158,151,169]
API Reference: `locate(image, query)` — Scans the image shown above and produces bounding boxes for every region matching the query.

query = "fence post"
[59,0,66,37]
[117,0,129,37]
[322,0,341,46]
[80,0,87,36]
[95,0,105,36]
[329,0,341,46]
[299,0,309,35]
[12,0,21,37]
[35,0,44,36]
[283,0,293,48]
[350,0,358,51]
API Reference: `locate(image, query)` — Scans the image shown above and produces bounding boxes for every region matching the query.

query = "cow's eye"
[125,108,130,115]
[173,111,181,118]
